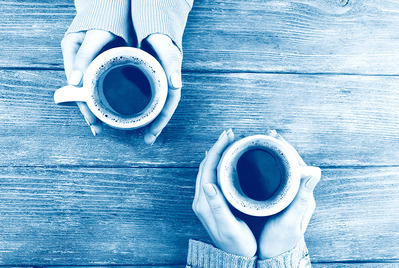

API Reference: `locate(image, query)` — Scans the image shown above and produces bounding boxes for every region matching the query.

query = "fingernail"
[69,70,83,86]
[170,72,182,89]
[90,125,97,136]
[84,116,92,126]
[203,183,217,198]
[226,128,233,135]
[268,129,278,137]
[218,130,227,140]
[148,130,162,146]
[305,176,320,190]
[205,150,208,156]
[83,117,97,136]
[155,130,162,139]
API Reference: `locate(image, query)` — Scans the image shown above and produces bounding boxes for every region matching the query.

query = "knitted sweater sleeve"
[186,238,311,268]
[66,0,131,44]
[257,238,312,268]
[131,0,194,52]
[186,239,257,268]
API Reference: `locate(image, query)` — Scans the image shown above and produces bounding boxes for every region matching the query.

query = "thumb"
[203,183,237,227]
[295,166,321,207]
[283,167,321,223]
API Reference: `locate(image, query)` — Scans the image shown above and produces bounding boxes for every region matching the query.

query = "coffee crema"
[237,148,284,201]
[101,65,152,116]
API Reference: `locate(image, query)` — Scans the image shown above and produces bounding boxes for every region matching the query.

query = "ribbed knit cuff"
[257,238,311,268]
[67,0,131,44]
[131,0,193,53]
[186,240,256,268]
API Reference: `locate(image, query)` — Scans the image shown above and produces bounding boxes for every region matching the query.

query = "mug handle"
[54,85,89,105]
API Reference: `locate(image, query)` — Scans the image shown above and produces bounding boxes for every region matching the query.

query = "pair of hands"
[61,30,182,144]
[192,129,321,259]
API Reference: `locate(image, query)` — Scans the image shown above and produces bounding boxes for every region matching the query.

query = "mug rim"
[82,47,168,130]
[217,134,301,216]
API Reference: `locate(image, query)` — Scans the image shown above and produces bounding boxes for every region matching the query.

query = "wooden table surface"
[1,0,399,266]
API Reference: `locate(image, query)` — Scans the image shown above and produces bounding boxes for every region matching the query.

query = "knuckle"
[60,37,70,49]
[192,202,204,216]
[210,202,223,214]
[310,198,316,210]
[297,194,309,205]
[191,203,197,213]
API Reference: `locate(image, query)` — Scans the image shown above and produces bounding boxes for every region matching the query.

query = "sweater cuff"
[67,0,131,45]
[257,238,311,268]
[186,239,256,268]
[131,0,193,53]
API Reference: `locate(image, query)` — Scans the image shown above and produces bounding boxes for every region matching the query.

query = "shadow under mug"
[54,47,168,130]
[217,135,308,217]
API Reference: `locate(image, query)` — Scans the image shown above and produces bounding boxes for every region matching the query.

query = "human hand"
[258,130,321,259]
[192,129,257,258]
[142,34,183,145]
[61,29,117,136]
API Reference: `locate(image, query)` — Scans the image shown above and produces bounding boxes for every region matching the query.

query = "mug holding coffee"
[217,134,309,217]
[54,47,168,130]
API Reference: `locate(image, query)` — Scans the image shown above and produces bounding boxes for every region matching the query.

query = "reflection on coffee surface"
[236,149,285,201]
[101,65,152,116]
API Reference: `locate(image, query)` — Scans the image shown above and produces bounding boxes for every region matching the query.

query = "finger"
[145,34,183,90]
[267,129,306,166]
[67,69,103,136]
[61,32,85,79]
[193,156,206,205]
[203,183,239,233]
[72,30,115,73]
[76,102,103,136]
[284,167,321,219]
[144,88,181,145]
[201,129,234,186]
[143,35,183,145]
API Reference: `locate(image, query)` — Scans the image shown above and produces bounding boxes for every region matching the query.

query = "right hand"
[258,130,321,259]
[192,129,257,258]
[61,29,117,135]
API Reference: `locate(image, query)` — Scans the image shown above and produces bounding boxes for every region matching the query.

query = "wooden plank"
[0,167,398,265]
[1,1,399,74]
[184,0,399,74]
[313,263,399,268]
[47,264,399,268]
[1,70,398,167]
[309,167,399,262]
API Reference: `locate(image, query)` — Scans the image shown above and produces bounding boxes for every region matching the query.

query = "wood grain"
[0,167,398,265]
[1,0,399,74]
[1,0,398,266]
[313,264,399,268]
[1,70,398,167]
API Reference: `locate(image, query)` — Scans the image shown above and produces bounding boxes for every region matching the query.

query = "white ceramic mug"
[217,134,308,217]
[54,47,168,130]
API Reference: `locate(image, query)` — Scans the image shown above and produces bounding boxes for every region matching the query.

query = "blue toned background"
[0,0,398,266]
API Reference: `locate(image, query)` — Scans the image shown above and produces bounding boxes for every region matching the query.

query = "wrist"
[257,237,310,268]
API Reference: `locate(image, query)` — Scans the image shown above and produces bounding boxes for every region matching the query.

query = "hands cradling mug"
[192,129,321,259]
[55,47,168,131]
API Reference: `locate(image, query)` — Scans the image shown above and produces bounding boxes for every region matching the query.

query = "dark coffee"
[101,65,152,116]
[236,148,285,201]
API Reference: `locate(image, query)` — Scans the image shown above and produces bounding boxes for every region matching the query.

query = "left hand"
[258,131,321,259]
[192,129,258,258]
[142,34,183,145]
